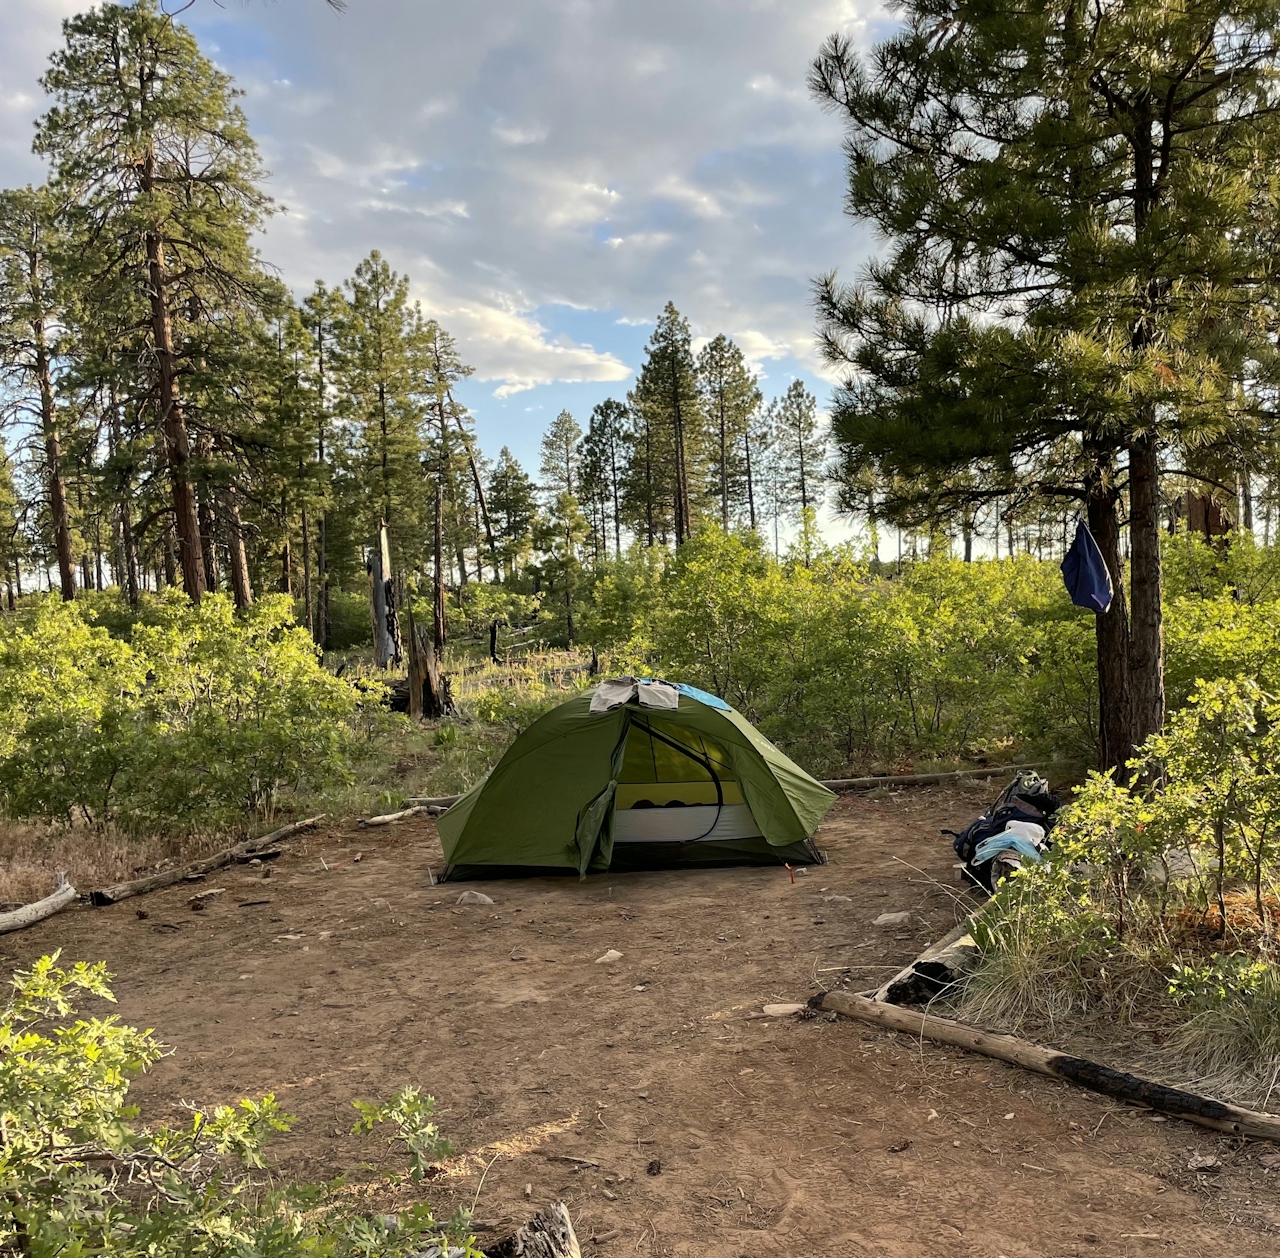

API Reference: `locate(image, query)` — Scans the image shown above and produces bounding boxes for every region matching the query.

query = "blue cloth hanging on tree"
[1061,520,1113,613]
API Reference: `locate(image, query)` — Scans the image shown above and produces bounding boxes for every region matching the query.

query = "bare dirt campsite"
[9,784,1279,1257]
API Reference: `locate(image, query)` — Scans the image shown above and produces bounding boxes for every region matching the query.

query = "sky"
[0,0,888,511]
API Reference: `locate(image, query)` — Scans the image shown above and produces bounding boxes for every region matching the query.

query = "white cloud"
[0,0,886,409]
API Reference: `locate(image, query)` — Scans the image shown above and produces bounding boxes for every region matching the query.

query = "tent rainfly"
[438,678,836,879]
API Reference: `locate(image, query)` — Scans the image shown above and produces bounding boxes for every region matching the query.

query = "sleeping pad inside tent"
[437,678,835,879]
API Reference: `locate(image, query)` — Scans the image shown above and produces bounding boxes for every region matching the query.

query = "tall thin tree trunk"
[33,301,75,601]
[301,503,313,634]
[433,484,447,657]
[197,480,219,593]
[609,438,621,557]
[279,490,291,595]
[222,489,252,610]
[1128,433,1164,749]
[670,357,690,546]
[643,414,655,547]
[447,387,497,576]
[744,428,757,531]
[145,218,205,602]
[1088,469,1133,775]
[162,518,178,588]
[719,399,728,529]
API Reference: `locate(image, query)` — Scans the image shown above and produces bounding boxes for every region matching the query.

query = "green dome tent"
[437,679,835,879]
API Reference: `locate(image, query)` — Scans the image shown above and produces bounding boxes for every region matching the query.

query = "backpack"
[944,771,1061,890]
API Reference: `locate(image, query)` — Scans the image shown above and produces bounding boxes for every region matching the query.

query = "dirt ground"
[9,784,1280,1257]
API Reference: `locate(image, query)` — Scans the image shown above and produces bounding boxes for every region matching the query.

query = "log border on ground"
[811,988,1280,1142]
[0,873,77,935]
[89,815,326,907]
[358,805,430,828]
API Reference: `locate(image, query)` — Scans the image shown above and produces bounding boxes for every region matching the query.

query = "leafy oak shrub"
[0,953,480,1257]
[0,592,377,833]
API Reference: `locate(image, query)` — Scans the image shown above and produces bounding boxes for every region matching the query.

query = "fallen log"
[873,916,983,1005]
[819,762,1058,791]
[358,804,430,828]
[89,815,326,907]
[811,988,1280,1143]
[483,1201,580,1258]
[0,873,77,936]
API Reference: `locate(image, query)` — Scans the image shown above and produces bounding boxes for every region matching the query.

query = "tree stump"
[483,1202,581,1258]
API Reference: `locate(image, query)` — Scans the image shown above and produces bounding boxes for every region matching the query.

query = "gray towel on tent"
[590,678,637,712]
[589,678,681,713]
[636,680,680,709]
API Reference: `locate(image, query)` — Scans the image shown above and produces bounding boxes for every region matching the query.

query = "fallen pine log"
[819,762,1059,791]
[483,1202,580,1258]
[811,988,1280,1142]
[89,815,326,907]
[873,915,983,1005]
[358,804,431,828]
[0,873,77,936]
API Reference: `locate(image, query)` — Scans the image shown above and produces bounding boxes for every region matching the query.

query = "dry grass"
[0,821,231,906]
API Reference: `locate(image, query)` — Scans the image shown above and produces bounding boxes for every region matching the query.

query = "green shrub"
[965,678,1280,1095]
[0,953,480,1257]
[0,592,377,833]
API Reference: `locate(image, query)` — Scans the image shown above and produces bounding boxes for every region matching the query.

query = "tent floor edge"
[442,837,823,882]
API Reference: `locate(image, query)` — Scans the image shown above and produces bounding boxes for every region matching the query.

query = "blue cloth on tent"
[673,682,731,711]
[1061,521,1113,613]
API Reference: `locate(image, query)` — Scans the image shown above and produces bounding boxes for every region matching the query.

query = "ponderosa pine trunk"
[433,483,446,657]
[301,502,312,634]
[1086,466,1133,776]
[1128,431,1164,750]
[145,217,206,603]
[670,355,691,545]
[222,489,252,610]
[32,297,75,601]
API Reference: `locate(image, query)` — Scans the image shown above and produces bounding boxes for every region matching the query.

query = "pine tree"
[539,410,583,500]
[300,280,346,644]
[488,446,537,579]
[771,380,827,520]
[696,335,761,529]
[333,252,429,562]
[627,303,705,546]
[0,186,77,600]
[36,0,272,603]
[423,321,490,582]
[579,399,627,559]
[811,2,1280,768]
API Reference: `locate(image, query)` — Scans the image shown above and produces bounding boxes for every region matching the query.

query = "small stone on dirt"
[873,911,911,927]
[1187,1152,1221,1172]
[595,949,623,964]
[762,1003,805,1017]
[887,1139,911,1153]
[646,1159,661,1175]
[823,894,853,904]
[456,891,494,906]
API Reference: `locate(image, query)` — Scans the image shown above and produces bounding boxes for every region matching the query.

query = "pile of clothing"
[946,770,1061,892]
